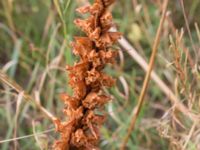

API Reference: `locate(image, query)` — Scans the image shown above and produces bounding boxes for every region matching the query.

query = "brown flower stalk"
[53,0,121,150]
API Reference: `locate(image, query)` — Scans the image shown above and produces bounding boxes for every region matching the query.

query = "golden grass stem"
[179,0,197,55]
[120,0,169,149]
[183,122,196,149]
[0,71,56,121]
[0,128,54,144]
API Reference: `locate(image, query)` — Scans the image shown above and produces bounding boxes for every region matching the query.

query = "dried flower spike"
[53,0,121,149]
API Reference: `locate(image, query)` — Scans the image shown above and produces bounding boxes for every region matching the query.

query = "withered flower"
[53,0,121,149]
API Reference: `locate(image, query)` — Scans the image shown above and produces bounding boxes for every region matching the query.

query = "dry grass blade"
[0,70,56,121]
[120,0,169,149]
[1,0,15,32]
[13,92,24,150]
[118,36,199,121]
[195,23,200,42]
[179,0,197,55]
[183,122,196,149]
[0,128,54,144]
[32,121,49,150]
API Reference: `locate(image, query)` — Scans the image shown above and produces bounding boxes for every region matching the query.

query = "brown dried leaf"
[90,2,104,15]
[88,50,102,68]
[83,110,106,126]
[94,32,121,47]
[89,27,101,40]
[102,0,116,7]
[60,93,80,109]
[82,92,110,109]
[67,61,89,83]
[76,5,91,14]
[99,49,117,64]
[72,36,94,59]
[74,16,95,33]
[73,80,87,99]
[100,73,115,87]
[85,69,101,85]
[71,129,88,147]
[100,11,113,30]
[63,106,84,120]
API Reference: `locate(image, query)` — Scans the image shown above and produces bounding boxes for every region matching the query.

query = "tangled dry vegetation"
[157,30,200,150]
[0,0,200,150]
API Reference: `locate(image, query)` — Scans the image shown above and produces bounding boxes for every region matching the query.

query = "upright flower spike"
[53,0,121,149]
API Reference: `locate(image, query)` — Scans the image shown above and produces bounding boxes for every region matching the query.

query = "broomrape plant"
[53,0,121,149]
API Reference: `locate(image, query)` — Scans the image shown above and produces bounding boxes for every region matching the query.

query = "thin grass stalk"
[0,71,56,121]
[120,0,169,149]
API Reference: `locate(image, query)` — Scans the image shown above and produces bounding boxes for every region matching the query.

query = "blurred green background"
[0,0,200,149]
